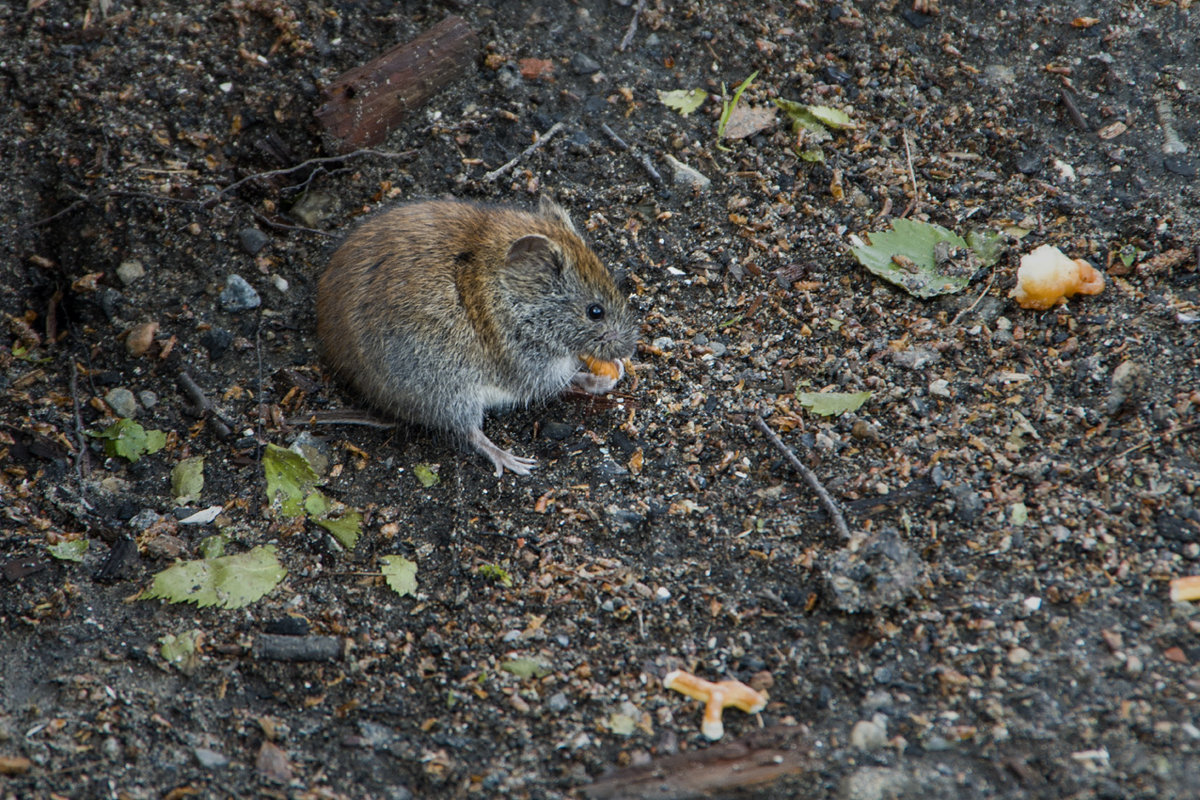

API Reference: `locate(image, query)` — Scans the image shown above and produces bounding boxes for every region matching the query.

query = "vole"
[316,198,638,477]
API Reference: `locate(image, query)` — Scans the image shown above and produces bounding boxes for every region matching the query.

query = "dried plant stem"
[753,415,852,540]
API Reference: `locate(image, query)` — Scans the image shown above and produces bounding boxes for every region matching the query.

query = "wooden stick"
[483,121,564,182]
[753,415,852,540]
[315,16,479,152]
[618,0,647,52]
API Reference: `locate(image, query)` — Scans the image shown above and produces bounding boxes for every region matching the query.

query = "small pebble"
[138,390,158,408]
[116,260,145,285]
[850,717,888,751]
[104,388,139,418]
[194,748,229,769]
[200,328,234,360]
[570,52,601,75]
[219,274,261,312]
[1008,646,1032,665]
[238,227,271,255]
[542,421,573,441]
[663,154,711,191]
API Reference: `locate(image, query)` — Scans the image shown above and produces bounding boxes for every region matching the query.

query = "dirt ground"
[3,1,1199,798]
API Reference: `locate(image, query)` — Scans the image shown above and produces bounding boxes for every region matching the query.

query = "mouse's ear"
[506,234,562,274]
[537,197,579,236]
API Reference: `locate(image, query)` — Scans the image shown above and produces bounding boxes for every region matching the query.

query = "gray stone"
[542,421,573,441]
[219,274,260,312]
[949,484,984,523]
[116,260,145,285]
[104,387,139,418]
[826,528,926,612]
[664,154,711,191]
[570,53,601,75]
[137,390,159,408]
[850,717,889,750]
[238,227,270,255]
[547,692,570,712]
[194,747,229,769]
[838,766,915,800]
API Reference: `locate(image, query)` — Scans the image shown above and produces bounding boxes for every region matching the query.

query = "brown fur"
[316,198,637,476]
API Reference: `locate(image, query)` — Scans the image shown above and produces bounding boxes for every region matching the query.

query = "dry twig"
[600,123,666,188]
[617,0,647,52]
[178,371,234,440]
[483,121,565,182]
[753,415,852,540]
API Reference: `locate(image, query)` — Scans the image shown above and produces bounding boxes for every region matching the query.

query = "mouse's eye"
[587,303,605,321]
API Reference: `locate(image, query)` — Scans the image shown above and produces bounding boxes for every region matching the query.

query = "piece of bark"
[315,16,478,152]
[583,725,811,800]
[254,633,344,662]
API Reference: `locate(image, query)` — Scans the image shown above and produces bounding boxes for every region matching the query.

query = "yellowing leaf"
[796,391,872,416]
[500,658,550,680]
[139,545,286,609]
[606,713,637,736]
[381,555,418,597]
[171,456,205,504]
[413,463,440,487]
[160,629,203,674]
[657,88,708,116]
[805,104,855,130]
[478,563,513,587]
[263,443,319,517]
[315,508,362,549]
[47,539,88,562]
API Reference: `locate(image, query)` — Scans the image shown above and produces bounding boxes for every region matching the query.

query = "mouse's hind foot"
[469,427,537,477]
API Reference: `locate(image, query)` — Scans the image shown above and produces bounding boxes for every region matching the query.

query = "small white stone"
[1023,596,1042,612]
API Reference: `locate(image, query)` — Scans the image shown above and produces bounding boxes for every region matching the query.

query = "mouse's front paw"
[573,356,624,394]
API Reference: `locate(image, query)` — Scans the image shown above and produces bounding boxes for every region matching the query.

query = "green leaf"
[88,418,167,462]
[1117,243,1146,268]
[849,218,984,298]
[774,99,833,142]
[198,534,228,560]
[413,463,440,488]
[139,545,286,609]
[478,563,514,588]
[500,658,550,680]
[160,629,203,668]
[263,443,319,517]
[170,456,205,504]
[805,104,855,130]
[797,148,826,163]
[303,490,330,518]
[965,229,1004,268]
[47,538,89,562]
[717,70,758,144]
[315,507,362,550]
[657,88,707,116]
[381,555,418,597]
[796,391,872,417]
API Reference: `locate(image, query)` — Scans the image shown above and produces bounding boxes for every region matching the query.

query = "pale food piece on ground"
[663,669,768,740]
[1169,575,1200,603]
[1011,244,1105,310]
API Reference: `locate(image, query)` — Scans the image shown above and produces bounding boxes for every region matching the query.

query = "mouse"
[316,197,638,477]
